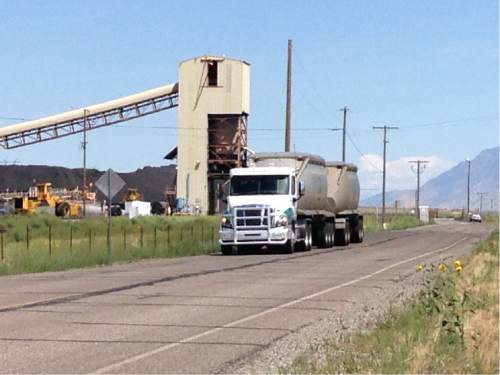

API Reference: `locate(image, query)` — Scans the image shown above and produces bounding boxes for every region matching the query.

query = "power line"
[0,116,30,121]
[346,131,382,172]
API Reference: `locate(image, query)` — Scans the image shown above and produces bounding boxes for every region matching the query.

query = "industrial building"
[0,55,251,215]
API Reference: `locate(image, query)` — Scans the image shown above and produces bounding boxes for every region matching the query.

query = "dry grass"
[286,229,499,374]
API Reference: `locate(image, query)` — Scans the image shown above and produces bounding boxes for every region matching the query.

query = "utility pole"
[466,158,471,215]
[477,192,487,213]
[82,109,88,217]
[409,160,429,221]
[339,106,349,162]
[285,39,292,152]
[373,125,399,227]
[490,198,495,210]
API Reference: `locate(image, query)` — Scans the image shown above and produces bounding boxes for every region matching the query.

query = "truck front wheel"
[221,245,233,256]
[283,239,295,254]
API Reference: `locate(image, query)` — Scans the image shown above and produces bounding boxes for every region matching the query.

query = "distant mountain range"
[0,165,176,202]
[361,147,499,210]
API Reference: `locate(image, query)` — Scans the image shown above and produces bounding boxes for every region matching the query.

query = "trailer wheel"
[221,245,233,256]
[321,221,334,248]
[351,217,364,243]
[335,221,351,246]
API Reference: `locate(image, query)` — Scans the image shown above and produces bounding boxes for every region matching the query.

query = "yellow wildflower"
[438,263,448,272]
[454,260,462,269]
[455,265,463,273]
[416,263,425,272]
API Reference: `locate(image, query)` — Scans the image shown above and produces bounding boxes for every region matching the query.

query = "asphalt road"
[0,220,491,374]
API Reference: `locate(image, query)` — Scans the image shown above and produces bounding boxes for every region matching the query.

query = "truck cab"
[219,166,301,254]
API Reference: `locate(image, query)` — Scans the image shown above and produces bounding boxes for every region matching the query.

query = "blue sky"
[0,0,498,197]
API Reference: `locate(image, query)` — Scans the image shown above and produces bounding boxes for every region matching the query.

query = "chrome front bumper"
[219,205,291,246]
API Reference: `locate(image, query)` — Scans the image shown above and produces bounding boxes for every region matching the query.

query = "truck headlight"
[221,216,233,229]
[276,215,288,227]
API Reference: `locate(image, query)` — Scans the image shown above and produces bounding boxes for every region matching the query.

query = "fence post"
[26,224,30,250]
[88,230,92,252]
[167,226,171,246]
[1,232,4,261]
[123,229,127,250]
[140,226,144,248]
[48,225,52,256]
[69,225,73,251]
[153,226,157,250]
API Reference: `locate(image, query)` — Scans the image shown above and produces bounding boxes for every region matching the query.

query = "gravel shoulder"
[231,222,490,374]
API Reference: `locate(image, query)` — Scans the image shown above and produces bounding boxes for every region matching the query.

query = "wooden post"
[48,226,52,256]
[26,224,30,250]
[140,226,144,248]
[153,226,157,250]
[69,225,73,251]
[1,232,4,261]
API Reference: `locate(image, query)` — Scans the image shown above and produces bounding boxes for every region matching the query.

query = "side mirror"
[299,180,306,196]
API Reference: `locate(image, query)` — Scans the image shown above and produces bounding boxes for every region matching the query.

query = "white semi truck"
[219,152,363,255]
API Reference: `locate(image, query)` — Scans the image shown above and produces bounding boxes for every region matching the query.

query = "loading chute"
[0,83,179,149]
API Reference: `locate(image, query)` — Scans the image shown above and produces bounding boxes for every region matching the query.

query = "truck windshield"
[230,175,289,195]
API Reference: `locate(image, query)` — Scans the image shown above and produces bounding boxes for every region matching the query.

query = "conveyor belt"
[0,83,178,149]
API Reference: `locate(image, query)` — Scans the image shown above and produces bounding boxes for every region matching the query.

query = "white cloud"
[357,154,455,195]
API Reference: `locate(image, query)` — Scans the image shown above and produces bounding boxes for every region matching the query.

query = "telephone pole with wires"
[373,125,399,227]
[409,160,429,221]
[285,39,292,152]
[338,106,350,162]
[477,192,487,213]
[82,109,89,217]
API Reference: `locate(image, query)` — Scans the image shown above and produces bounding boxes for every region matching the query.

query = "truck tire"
[55,202,70,217]
[283,239,295,254]
[305,222,312,251]
[296,221,312,252]
[318,221,329,248]
[351,217,364,243]
[334,221,351,246]
[221,245,233,256]
[327,222,335,247]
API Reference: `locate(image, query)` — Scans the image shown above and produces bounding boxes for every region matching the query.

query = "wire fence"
[0,217,220,275]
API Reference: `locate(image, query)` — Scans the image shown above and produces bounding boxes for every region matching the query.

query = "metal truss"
[0,93,178,149]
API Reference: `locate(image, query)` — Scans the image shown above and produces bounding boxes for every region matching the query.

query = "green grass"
[0,214,220,275]
[363,213,429,233]
[0,212,431,276]
[285,229,499,374]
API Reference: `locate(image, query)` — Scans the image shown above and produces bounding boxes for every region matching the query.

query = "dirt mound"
[0,164,176,202]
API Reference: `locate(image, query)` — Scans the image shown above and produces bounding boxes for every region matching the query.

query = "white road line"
[91,236,469,374]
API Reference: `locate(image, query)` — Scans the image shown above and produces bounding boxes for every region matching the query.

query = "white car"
[470,214,482,223]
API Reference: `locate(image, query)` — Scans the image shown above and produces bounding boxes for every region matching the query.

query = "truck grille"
[234,206,272,229]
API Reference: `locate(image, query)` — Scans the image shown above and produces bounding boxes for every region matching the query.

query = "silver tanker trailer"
[219,152,363,255]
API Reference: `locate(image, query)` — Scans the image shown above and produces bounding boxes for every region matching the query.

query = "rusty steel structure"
[0,84,178,149]
[207,114,248,214]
